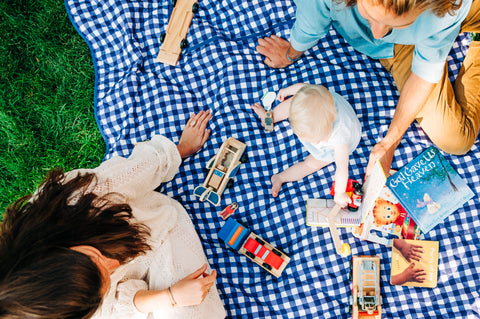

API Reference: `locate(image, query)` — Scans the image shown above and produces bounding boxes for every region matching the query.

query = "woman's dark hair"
[0,168,152,318]
[341,0,462,17]
[0,248,103,319]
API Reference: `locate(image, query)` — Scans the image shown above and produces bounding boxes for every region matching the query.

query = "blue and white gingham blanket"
[66,0,479,318]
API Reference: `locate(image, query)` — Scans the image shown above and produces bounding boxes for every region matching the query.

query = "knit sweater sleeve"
[113,279,150,319]
[90,135,182,199]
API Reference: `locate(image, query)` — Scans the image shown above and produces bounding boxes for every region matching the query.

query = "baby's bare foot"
[270,174,284,197]
[251,102,267,127]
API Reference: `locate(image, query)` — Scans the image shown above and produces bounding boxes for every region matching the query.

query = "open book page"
[306,199,361,227]
[359,161,388,223]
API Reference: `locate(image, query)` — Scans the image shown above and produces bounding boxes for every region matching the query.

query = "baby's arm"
[333,144,351,207]
[277,83,307,101]
[251,83,307,127]
[251,97,290,126]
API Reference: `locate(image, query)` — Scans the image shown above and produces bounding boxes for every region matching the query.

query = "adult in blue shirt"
[257,0,480,175]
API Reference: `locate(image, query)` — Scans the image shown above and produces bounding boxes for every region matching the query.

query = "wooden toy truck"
[194,137,247,206]
[218,217,290,277]
[350,256,382,319]
[157,0,199,66]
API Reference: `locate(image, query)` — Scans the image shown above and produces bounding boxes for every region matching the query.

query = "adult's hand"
[177,110,212,159]
[256,35,300,68]
[393,238,423,263]
[170,264,217,307]
[365,139,397,177]
[402,263,427,283]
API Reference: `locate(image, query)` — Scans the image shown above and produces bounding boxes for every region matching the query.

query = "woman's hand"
[177,111,212,159]
[170,264,217,307]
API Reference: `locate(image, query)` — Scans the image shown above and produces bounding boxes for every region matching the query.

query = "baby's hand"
[277,88,290,102]
[251,102,267,127]
[278,83,306,101]
[334,192,351,208]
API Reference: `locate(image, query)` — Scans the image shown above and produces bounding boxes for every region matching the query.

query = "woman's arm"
[90,112,212,197]
[133,264,216,313]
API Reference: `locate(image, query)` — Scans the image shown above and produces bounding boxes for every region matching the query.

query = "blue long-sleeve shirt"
[290,0,472,83]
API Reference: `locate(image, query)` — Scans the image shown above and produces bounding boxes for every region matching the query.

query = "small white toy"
[261,91,276,132]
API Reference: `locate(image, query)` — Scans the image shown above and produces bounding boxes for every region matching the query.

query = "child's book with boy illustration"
[354,146,473,246]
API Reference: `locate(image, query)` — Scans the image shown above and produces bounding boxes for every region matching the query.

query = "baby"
[252,83,362,207]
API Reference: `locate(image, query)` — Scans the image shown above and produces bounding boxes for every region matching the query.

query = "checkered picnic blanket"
[66,0,479,318]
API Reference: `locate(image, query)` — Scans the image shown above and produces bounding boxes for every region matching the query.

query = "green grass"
[0,0,104,215]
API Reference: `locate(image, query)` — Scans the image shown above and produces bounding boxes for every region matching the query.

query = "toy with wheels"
[157,0,199,66]
[261,91,276,132]
[218,217,290,277]
[350,256,382,319]
[194,137,247,206]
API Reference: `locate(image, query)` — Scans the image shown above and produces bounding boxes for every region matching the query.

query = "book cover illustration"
[306,199,362,227]
[387,146,474,233]
[353,184,420,247]
[390,239,439,288]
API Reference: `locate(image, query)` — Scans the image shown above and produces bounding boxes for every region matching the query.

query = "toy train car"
[194,137,247,206]
[351,256,382,319]
[218,217,290,277]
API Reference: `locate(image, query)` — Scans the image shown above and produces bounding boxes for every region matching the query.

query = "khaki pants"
[380,0,480,155]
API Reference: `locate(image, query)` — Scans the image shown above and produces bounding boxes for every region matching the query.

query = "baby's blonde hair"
[289,85,337,142]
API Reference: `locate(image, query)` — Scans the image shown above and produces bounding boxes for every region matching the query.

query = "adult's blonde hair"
[289,85,337,142]
[341,0,462,17]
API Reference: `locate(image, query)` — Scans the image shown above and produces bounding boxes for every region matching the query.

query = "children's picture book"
[306,199,362,227]
[353,162,421,247]
[390,239,439,288]
[354,146,473,246]
[386,146,474,233]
